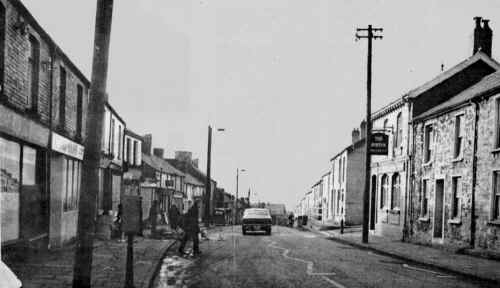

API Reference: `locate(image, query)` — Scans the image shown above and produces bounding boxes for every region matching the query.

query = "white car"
[242,208,272,235]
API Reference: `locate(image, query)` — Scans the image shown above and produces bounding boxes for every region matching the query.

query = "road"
[154,226,493,288]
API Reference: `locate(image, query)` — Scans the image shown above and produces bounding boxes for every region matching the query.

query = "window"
[117,124,122,159]
[336,189,341,214]
[381,174,389,208]
[394,113,402,155]
[391,173,401,209]
[496,99,500,148]
[451,177,461,219]
[1,137,21,242]
[343,157,346,182]
[424,124,433,163]
[76,84,83,137]
[422,179,429,217]
[126,138,131,163]
[454,114,464,158]
[109,118,115,155]
[28,35,40,112]
[133,140,137,165]
[59,66,67,127]
[0,4,5,93]
[64,159,81,211]
[493,172,500,220]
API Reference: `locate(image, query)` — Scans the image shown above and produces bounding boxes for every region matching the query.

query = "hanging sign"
[370,132,389,155]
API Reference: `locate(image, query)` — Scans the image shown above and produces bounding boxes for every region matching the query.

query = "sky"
[22,0,500,211]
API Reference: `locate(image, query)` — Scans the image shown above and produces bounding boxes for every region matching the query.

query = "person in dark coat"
[178,200,201,255]
[169,204,180,230]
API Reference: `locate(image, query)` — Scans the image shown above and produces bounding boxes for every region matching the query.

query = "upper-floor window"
[454,114,464,158]
[28,35,40,112]
[496,98,500,148]
[126,138,131,163]
[343,157,346,182]
[109,118,115,155]
[133,140,138,165]
[117,124,122,159]
[394,113,403,155]
[424,124,433,163]
[76,85,83,137]
[0,4,5,95]
[59,66,67,127]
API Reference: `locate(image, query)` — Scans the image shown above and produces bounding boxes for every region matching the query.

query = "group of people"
[168,200,201,256]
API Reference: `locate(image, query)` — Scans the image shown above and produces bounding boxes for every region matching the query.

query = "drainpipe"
[470,100,480,248]
[46,45,56,248]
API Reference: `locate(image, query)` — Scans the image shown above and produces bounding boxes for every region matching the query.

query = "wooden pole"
[73,1,114,287]
[205,125,212,226]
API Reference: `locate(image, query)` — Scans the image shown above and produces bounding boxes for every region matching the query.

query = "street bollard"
[340,219,344,234]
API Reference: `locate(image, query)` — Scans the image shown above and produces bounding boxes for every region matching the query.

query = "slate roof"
[142,153,185,176]
[184,173,204,186]
[414,71,500,122]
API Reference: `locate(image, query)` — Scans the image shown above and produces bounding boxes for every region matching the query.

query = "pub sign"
[370,132,389,155]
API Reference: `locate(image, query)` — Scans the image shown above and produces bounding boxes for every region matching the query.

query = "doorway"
[370,175,377,230]
[433,179,444,239]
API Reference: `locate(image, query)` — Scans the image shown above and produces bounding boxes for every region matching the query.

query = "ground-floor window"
[493,171,500,220]
[1,137,21,242]
[63,158,81,211]
[421,179,429,217]
[451,176,461,219]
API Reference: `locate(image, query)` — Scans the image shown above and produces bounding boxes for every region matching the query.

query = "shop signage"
[52,133,85,160]
[370,132,389,155]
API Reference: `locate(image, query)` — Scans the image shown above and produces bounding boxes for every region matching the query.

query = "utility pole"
[205,125,212,227]
[355,25,383,244]
[73,0,114,287]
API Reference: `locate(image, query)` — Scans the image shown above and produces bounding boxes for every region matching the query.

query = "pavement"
[4,228,177,288]
[315,226,500,286]
[154,225,495,288]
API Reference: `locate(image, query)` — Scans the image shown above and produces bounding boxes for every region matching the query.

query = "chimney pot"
[352,128,360,144]
[153,148,164,159]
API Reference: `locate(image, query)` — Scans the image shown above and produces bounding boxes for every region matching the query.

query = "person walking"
[178,200,201,256]
[169,204,180,230]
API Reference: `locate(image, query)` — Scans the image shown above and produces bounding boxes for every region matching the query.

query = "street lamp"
[235,168,246,225]
[204,125,225,227]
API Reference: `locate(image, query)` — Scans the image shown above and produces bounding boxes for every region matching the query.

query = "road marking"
[266,240,348,288]
[402,264,453,278]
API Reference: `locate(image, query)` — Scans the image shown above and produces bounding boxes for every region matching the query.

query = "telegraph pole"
[73,1,114,287]
[355,25,383,244]
[204,125,212,227]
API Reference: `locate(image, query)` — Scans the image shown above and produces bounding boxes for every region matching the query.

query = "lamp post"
[204,125,225,227]
[235,168,246,225]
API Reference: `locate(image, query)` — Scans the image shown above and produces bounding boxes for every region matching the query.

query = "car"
[241,208,272,235]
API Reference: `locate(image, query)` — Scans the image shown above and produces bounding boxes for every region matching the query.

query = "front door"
[433,179,444,239]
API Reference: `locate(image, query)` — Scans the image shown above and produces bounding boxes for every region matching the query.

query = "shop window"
[0,138,21,242]
[451,176,461,219]
[391,173,400,209]
[64,159,81,211]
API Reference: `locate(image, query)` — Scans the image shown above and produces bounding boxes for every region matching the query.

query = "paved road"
[154,226,493,288]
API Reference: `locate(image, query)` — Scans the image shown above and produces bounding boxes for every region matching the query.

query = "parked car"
[242,208,272,235]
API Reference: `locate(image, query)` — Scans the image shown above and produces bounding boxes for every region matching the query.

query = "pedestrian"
[169,204,180,230]
[178,200,201,256]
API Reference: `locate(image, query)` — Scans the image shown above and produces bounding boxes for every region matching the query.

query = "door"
[433,179,444,238]
[370,175,377,230]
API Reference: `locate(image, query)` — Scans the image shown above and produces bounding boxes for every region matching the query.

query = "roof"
[330,138,366,161]
[142,154,185,176]
[405,52,500,99]
[184,173,204,186]
[414,71,500,122]
[106,102,126,125]
[166,159,216,186]
[124,129,143,141]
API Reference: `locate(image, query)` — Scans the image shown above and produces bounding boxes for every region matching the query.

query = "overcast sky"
[23,0,500,210]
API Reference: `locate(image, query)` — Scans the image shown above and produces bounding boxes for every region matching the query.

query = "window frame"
[58,66,67,128]
[454,114,464,159]
[76,84,83,137]
[424,124,434,164]
[391,173,401,210]
[380,174,389,209]
[451,176,461,219]
[496,98,500,149]
[492,171,500,221]
[28,35,40,113]
[421,179,429,218]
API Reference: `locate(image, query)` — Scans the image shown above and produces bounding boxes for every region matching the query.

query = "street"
[154,226,492,288]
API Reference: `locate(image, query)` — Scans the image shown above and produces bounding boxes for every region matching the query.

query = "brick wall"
[409,105,476,250]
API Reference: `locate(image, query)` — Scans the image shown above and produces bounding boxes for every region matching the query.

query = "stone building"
[409,71,500,253]
[0,0,90,250]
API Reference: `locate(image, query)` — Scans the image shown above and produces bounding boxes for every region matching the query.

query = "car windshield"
[244,209,270,217]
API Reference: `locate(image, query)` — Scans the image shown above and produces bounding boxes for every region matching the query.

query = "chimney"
[473,16,483,55]
[175,151,193,163]
[360,120,367,138]
[153,148,164,159]
[352,128,360,144]
[482,19,493,57]
[473,17,493,57]
[192,158,199,168]
[142,134,152,155]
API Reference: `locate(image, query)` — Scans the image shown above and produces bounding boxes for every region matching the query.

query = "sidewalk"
[320,228,500,285]
[4,229,176,288]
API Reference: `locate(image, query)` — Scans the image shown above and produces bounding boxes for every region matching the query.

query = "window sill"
[448,218,462,225]
[418,217,430,223]
[389,209,401,214]
[422,161,433,167]
[452,156,463,163]
[487,220,500,226]
[491,148,500,154]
